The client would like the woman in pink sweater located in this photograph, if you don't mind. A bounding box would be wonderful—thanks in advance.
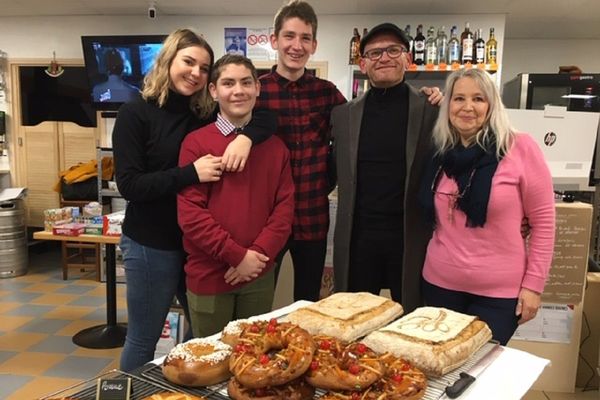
[418,68,555,345]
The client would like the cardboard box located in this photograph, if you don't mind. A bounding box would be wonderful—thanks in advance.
[508,201,593,393]
[542,201,593,304]
[52,222,85,236]
[576,272,600,389]
[102,210,125,236]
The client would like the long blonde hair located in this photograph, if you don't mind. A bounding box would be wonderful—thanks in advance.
[433,68,515,158]
[142,28,215,119]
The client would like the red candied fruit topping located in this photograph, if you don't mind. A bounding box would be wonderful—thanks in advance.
[249,324,260,333]
[266,324,276,333]
[319,340,331,350]
[348,363,361,375]
[356,343,367,354]
[269,318,278,326]
[392,374,404,383]
[254,388,266,397]
[234,344,245,353]
[401,363,410,371]
[351,392,361,400]
[259,354,270,365]
[310,360,319,370]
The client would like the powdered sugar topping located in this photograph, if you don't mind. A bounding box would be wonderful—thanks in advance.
[165,337,232,364]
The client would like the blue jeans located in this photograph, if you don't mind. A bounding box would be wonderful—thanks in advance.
[422,279,519,345]
[119,234,190,372]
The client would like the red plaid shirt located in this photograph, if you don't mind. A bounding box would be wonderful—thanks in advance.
[258,67,346,240]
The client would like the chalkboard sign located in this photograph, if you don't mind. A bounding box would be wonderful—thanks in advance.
[96,377,131,400]
[542,202,592,304]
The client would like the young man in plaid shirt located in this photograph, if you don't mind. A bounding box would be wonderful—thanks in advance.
[257,0,346,301]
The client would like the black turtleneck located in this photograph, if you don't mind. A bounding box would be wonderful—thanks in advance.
[355,81,409,231]
[113,91,206,250]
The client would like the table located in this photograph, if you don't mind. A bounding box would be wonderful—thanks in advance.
[33,231,127,349]
[149,301,550,399]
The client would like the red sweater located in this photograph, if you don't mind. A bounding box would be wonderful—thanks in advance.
[177,123,294,295]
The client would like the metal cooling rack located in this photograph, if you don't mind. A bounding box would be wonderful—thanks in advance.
[422,340,500,400]
[38,369,178,400]
[142,364,230,399]
[142,340,499,400]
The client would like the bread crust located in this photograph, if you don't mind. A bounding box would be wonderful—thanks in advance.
[229,320,316,389]
[318,354,427,400]
[361,307,492,377]
[141,393,205,400]
[228,377,315,400]
[306,336,385,391]
[162,338,232,387]
[284,292,404,342]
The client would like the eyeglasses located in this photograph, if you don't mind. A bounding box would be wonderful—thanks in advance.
[431,166,476,199]
[362,45,407,61]
[431,165,476,222]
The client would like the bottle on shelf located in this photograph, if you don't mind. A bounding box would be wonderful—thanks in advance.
[436,26,448,66]
[485,27,498,65]
[475,28,486,64]
[404,24,414,56]
[448,25,460,65]
[349,28,361,65]
[460,22,474,64]
[425,26,437,65]
[413,24,426,66]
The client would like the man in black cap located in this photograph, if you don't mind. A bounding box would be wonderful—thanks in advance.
[331,22,441,312]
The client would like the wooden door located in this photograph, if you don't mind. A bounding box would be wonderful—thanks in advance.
[20,122,60,226]
[59,122,99,170]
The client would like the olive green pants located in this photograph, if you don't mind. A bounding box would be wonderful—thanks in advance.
[186,269,275,338]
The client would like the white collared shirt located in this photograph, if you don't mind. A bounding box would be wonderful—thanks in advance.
[215,113,245,137]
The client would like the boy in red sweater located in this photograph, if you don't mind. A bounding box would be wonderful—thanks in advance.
[177,55,294,338]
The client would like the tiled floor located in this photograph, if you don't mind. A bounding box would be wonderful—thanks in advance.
[0,244,127,399]
[0,245,598,399]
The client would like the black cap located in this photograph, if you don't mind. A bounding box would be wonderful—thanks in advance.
[359,23,411,55]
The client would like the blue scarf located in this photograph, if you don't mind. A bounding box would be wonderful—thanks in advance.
[419,138,500,227]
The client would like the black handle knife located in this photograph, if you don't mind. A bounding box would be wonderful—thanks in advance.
[445,372,476,398]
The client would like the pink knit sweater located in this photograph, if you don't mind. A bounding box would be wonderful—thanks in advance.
[422,133,555,298]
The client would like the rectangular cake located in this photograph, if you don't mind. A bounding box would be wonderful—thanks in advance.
[283,292,404,342]
[361,306,492,377]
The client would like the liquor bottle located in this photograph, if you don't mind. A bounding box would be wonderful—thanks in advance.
[413,24,426,66]
[0,133,5,157]
[404,25,414,56]
[425,26,437,65]
[435,26,448,65]
[363,28,368,37]
[448,26,460,64]
[485,27,498,65]
[460,22,473,64]
[474,28,486,64]
[349,28,361,65]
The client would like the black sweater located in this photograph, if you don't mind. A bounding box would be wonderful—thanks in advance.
[355,81,409,231]
[113,91,274,250]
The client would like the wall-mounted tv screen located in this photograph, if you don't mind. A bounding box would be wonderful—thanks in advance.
[81,35,166,110]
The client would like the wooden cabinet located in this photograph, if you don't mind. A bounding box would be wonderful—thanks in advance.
[9,61,100,227]
[15,121,99,226]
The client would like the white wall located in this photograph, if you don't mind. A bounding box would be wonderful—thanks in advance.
[0,13,505,187]
[501,39,600,88]
[0,13,506,98]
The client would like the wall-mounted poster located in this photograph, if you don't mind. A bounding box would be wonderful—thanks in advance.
[247,28,277,61]
[224,27,247,56]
